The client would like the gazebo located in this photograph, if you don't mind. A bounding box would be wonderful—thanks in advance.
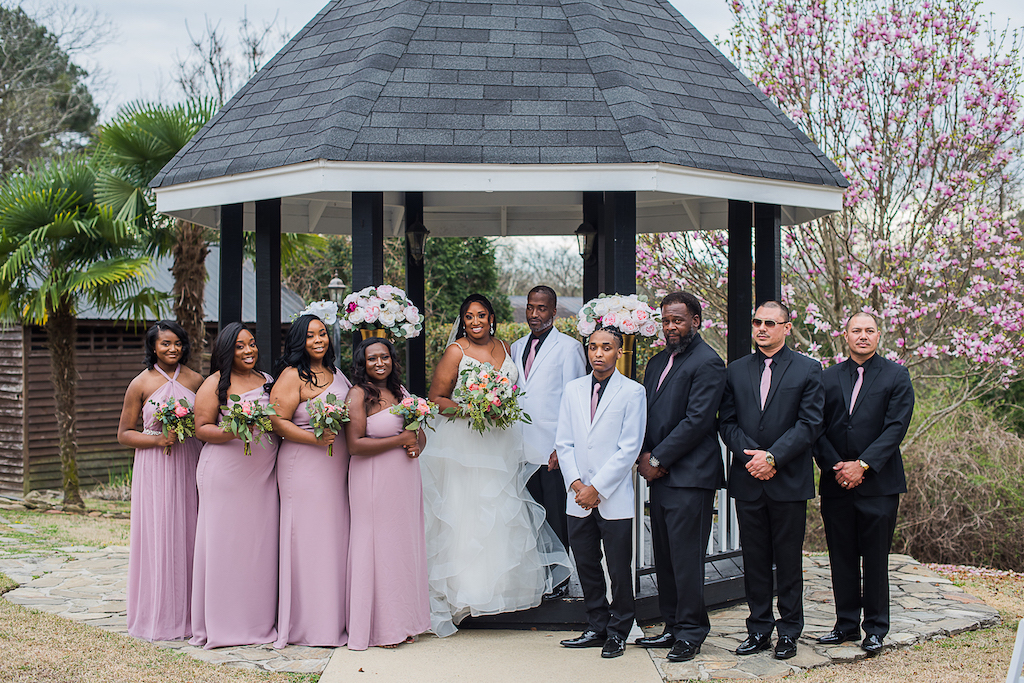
[151,0,846,622]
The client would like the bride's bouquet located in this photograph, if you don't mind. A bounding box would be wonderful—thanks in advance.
[576,293,661,338]
[338,285,423,339]
[443,363,531,435]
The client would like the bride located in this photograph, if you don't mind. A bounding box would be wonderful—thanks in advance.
[421,293,571,637]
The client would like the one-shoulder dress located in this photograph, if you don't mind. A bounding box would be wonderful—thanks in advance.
[347,395,430,650]
[127,365,202,642]
[275,371,352,648]
[190,376,280,649]
[418,346,571,637]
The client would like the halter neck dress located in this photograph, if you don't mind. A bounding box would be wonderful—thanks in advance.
[127,364,202,642]
[418,344,571,637]
[275,370,353,648]
[190,374,280,649]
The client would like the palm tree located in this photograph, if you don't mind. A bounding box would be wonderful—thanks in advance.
[97,100,325,371]
[0,156,164,507]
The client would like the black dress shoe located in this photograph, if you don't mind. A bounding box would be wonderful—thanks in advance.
[560,630,606,648]
[735,632,772,655]
[666,639,700,662]
[774,635,798,660]
[861,634,884,654]
[817,628,861,645]
[601,635,625,658]
[542,580,570,602]
[635,631,675,648]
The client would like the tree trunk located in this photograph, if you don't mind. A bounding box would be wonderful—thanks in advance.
[46,297,83,509]
[172,220,209,373]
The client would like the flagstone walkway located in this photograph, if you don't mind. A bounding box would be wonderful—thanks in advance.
[0,510,1002,680]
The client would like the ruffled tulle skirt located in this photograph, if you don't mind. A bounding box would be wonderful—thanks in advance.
[419,418,571,637]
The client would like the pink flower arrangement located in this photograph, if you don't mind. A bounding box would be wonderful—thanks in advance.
[148,397,195,455]
[336,286,423,339]
[576,293,661,339]
[445,363,531,434]
[390,394,440,432]
[307,393,350,457]
[219,395,278,456]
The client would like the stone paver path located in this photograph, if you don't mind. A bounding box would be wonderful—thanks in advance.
[642,553,1000,680]
[0,520,1002,681]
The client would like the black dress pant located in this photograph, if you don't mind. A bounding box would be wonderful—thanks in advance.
[567,510,634,639]
[821,493,899,637]
[650,484,715,645]
[734,492,806,638]
[526,464,569,551]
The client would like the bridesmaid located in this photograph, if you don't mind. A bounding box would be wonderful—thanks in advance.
[190,323,279,649]
[269,314,352,648]
[345,338,429,650]
[117,320,204,641]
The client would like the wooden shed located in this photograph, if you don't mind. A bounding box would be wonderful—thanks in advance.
[0,249,305,496]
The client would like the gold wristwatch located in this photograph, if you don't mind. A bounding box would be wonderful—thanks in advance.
[765,452,776,468]
[858,459,869,470]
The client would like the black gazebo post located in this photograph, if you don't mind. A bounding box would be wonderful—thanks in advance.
[255,199,282,373]
[755,203,783,303]
[404,192,427,396]
[599,191,637,296]
[219,203,244,329]
[351,192,384,349]
[727,200,753,364]
[581,191,602,302]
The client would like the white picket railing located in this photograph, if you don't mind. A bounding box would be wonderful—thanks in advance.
[1007,618,1024,683]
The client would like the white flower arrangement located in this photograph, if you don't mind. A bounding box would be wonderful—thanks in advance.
[337,285,423,339]
[576,293,660,338]
[296,300,339,325]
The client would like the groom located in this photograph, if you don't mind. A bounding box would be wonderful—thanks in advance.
[511,286,586,582]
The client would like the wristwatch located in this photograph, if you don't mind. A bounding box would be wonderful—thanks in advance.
[765,452,776,468]
[858,459,869,470]
[648,455,661,469]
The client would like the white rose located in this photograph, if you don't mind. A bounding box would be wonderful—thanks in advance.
[403,306,421,324]
[602,311,619,328]
[640,321,659,337]
[385,300,402,315]
[578,319,597,336]
[377,284,394,299]
[379,310,397,328]
[349,308,365,325]
[363,305,381,323]
[338,318,353,331]
[635,307,650,323]
[402,322,420,338]
[592,300,609,316]
[620,317,639,334]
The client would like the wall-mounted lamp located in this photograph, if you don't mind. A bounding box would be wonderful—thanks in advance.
[575,222,597,260]
[406,221,430,264]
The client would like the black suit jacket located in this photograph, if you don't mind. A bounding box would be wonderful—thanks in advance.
[815,354,914,498]
[719,344,824,502]
[642,333,727,490]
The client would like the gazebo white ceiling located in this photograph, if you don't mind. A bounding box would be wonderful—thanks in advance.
[156,160,843,237]
[150,0,848,232]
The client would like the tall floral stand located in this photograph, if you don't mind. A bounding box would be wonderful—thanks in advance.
[615,333,636,378]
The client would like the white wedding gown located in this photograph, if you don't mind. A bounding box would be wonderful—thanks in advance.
[419,346,572,637]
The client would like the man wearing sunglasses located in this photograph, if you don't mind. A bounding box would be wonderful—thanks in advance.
[719,301,824,661]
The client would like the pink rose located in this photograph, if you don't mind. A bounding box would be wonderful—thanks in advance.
[347,302,357,313]
[620,317,639,334]
[173,403,189,418]
[635,308,650,323]
[402,397,414,407]
[640,321,659,337]
[602,312,619,328]
[241,402,253,415]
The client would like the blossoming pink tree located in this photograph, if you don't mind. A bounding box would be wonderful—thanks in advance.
[638,0,1024,436]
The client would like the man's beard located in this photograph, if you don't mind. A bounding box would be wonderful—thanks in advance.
[665,328,697,355]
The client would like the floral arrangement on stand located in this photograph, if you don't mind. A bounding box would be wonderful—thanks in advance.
[338,285,423,339]
[297,300,339,325]
[219,396,278,456]
[148,397,195,454]
[575,293,661,338]
[444,363,531,434]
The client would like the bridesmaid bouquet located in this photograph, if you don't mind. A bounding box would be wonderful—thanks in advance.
[148,397,195,455]
[389,394,440,431]
[444,363,532,435]
[307,394,350,457]
[218,396,278,456]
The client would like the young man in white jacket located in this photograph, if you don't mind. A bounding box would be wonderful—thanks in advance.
[555,326,647,659]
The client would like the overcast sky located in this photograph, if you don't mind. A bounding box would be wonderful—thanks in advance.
[78,0,1021,121]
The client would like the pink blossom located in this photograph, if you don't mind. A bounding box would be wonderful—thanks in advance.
[173,403,189,418]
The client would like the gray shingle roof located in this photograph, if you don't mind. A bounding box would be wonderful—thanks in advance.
[152,0,847,189]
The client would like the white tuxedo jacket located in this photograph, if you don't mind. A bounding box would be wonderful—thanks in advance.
[511,327,587,466]
[555,370,647,520]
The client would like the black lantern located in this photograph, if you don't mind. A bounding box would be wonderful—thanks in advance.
[406,221,429,263]
[327,272,347,304]
[575,222,597,260]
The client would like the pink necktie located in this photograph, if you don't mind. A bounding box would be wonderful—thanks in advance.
[524,338,539,380]
[849,366,864,414]
[759,358,772,410]
[590,383,600,422]
[656,352,676,392]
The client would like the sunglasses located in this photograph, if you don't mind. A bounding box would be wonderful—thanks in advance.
[751,318,788,328]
